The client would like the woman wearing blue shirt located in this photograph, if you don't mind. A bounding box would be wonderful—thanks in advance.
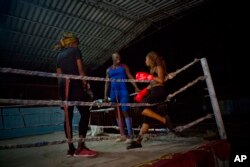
[104,52,140,143]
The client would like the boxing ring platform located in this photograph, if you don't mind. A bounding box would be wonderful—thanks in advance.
[0,130,230,167]
[0,58,231,166]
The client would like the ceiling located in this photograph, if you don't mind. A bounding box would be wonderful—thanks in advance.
[0,0,206,72]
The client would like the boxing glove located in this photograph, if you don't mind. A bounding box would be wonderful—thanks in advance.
[134,88,149,102]
[136,72,154,80]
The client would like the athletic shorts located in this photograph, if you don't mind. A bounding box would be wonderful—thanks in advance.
[110,89,129,112]
[139,86,167,124]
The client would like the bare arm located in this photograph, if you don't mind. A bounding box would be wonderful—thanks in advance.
[124,64,140,92]
[104,68,110,101]
[76,59,88,88]
[153,66,165,84]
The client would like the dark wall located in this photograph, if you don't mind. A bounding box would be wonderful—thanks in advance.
[92,0,249,100]
[1,0,248,107]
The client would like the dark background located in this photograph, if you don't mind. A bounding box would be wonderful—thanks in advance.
[93,0,249,100]
[0,0,249,166]
[92,2,250,165]
[1,0,249,100]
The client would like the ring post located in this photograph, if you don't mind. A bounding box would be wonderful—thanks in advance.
[200,57,227,139]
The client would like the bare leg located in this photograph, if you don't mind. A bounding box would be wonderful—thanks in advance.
[126,123,149,149]
[136,123,150,143]
[141,108,173,130]
[141,108,165,124]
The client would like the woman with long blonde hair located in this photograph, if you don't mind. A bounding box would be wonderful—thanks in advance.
[127,51,175,149]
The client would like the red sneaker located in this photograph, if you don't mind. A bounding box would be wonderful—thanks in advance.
[74,147,97,157]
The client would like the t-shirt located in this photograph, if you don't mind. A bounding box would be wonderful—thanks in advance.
[56,47,82,87]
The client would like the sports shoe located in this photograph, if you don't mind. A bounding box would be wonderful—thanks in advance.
[74,147,97,157]
[115,136,126,142]
[126,141,142,150]
[164,115,174,131]
[124,138,133,144]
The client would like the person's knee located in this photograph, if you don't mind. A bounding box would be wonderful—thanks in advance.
[141,108,151,116]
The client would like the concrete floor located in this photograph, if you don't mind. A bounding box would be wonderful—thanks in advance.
[0,131,210,167]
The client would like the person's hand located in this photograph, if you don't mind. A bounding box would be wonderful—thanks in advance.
[82,81,90,90]
[135,87,140,92]
[86,88,94,101]
[104,96,110,103]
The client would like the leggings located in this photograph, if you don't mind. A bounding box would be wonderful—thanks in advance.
[64,106,90,138]
[59,83,91,139]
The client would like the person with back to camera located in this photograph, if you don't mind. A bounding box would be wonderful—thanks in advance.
[55,32,97,157]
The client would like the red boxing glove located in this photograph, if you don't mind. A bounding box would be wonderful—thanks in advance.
[136,72,154,80]
[134,88,149,102]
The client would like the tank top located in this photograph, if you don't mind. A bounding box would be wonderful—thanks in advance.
[108,64,128,91]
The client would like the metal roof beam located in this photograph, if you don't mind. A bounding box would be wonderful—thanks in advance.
[100,0,144,20]
[83,0,140,22]
[161,0,204,16]
[0,29,108,55]
[20,0,125,33]
[2,14,109,42]
[138,0,170,15]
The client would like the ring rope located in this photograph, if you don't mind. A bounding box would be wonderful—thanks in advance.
[90,107,115,112]
[174,58,200,75]
[89,125,169,132]
[0,113,212,150]
[0,132,171,150]
[0,67,149,83]
[0,76,206,107]
[0,135,118,150]
[91,114,213,133]
[0,58,206,149]
[1,122,64,130]
[174,113,213,132]
[165,76,206,102]
[0,59,200,83]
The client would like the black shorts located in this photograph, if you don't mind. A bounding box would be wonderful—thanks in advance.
[139,86,167,124]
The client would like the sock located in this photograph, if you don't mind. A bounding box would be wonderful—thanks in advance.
[125,117,133,137]
[77,138,85,149]
[68,141,75,150]
[165,115,173,130]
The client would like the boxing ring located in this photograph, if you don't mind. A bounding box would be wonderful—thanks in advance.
[0,58,231,167]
